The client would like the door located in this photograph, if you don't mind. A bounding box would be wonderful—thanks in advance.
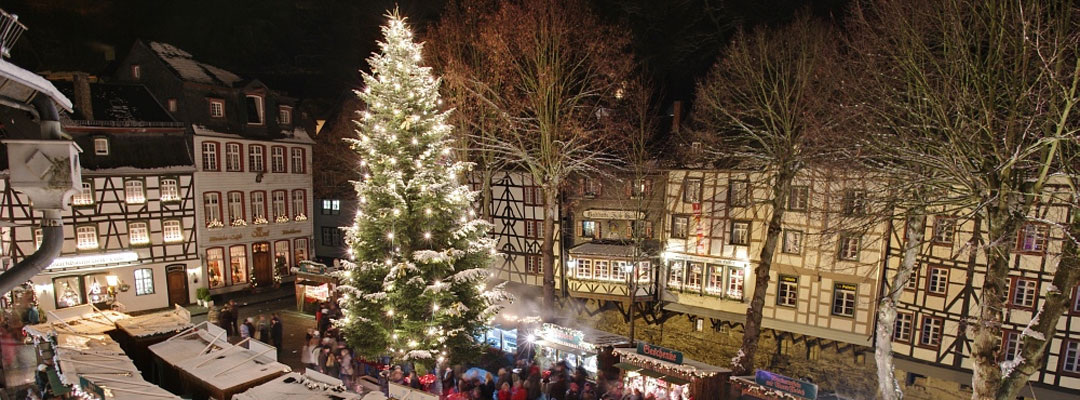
[166,265,189,306]
[253,242,273,286]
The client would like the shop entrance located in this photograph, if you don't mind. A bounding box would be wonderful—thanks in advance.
[253,242,273,286]
[166,264,188,306]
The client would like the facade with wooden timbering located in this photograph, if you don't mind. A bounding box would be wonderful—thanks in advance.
[113,40,315,294]
[885,177,1079,399]
[1,79,200,313]
[473,170,561,291]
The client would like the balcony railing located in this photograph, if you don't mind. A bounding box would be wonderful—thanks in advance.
[0,9,26,58]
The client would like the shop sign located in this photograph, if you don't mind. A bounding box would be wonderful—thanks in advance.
[754,370,817,400]
[298,261,328,274]
[538,323,586,350]
[835,283,857,292]
[305,283,329,301]
[79,376,106,399]
[583,209,644,220]
[283,228,301,235]
[636,342,683,365]
[48,251,138,270]
[252,227,270,238]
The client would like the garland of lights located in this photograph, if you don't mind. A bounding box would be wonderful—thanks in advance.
[613,348,721,379]
[729,376,803,400]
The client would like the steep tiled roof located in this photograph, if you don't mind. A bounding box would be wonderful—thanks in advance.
[148,42,242,86]
[74,133,194,171]
[53,81,175,123]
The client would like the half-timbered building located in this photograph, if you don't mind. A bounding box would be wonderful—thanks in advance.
[475,170,561,291]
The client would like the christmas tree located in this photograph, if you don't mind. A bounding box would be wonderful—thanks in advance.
[337,11,507,367]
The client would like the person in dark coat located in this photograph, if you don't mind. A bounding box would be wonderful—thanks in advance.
[270,314,283,349]
[227,300,240,336]
[219,304,234,336]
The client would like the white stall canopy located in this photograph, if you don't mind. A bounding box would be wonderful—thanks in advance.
[115,305,192,338]
[233,371,364,400]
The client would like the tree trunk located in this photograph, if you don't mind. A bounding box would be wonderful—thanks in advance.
[876,209,925,400]
[734,167,795,375]
[481,168,493,221]
[541,186,558,321]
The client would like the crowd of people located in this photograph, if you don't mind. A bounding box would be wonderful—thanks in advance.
[300,302,382,392]
[435,359,646,400]
[215,300,284,354]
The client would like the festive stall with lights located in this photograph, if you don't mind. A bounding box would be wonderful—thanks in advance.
[613,344,729,400]
[293,260,340,314]
[111,305,193,379]
[528,322,630,380]
[728,371,822,400]
[233,370,368,400]
[172,336,290,399]
[146,321,229,393]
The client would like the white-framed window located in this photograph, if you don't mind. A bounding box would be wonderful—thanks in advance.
[163,220,183,243]
[729,179,750,207]
[34,228,43,250]
[782,230,802,254]
[525,219,543,239]
[706,265,724,295]
[291,148,305,173]
[613,261,630,281]
[201,142,218,171]
[272,191,288,220]
[919,316,943,348]
[227,192,244,223]
[582,220,598,239]
[1003,331,1021,362]
[671,215,689,239]
[832,283,856,317]
[207,248,225,288]
[1062,341,1080,374]
[93,137,109,155]
[726,267,744,299]
[683,178,702,203]
[894,312,914,342]
[1017,223,1049,254]
[271,146,286,172]
[225,143,242,171]
[73,181,94,206]
[932,216,956,244]
[525,255,542,274]
[76,226,98,250]
[576,259,592,279]
[249,145,265,172]
[927,267,948,295]
[251,192,266,221]
[131,64,141,79]
[730,221,750,245]
[292,190,306,217]
[685,262,703,291]
[838,234,861,261]
[125,180,145,204]
[842,189,867,216]
[134,268,154,295]
[777,275,798,307]
[788,185,808,211]
[160,178,180,202]
[667,261,685,290]
[279,106,292,125]
[209,99,225,118]
[1011,277,1038,309]
[582,178,602,198]
[594,260,610,280]
[230,245,248,284]
[128,221,149,245]
[204,192,221,226]
[321,199,340,215]
[630,178,651,198]
[245,95,264,124]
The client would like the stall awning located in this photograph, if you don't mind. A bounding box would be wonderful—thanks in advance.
[660,375,690,386]
[538,340,589,356]
[637,369,665,379]
[613,363,641,372]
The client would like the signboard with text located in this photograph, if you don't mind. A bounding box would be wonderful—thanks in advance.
[583,209,645,220]
[636,342,683,365]
[754,370,817,400]
[537,323,586,351]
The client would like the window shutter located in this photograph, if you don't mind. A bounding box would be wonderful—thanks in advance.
[597,221,602,239]
[625,181,632,198]
[576,221,583,238]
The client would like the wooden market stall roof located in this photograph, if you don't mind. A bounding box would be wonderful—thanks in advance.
[612,347,729,379]
[148,321,230,366]
[174,337,291,395]
[24,304,131,338]
[52,334,179,399]
[115,305,193,338]
[232,371,364,400]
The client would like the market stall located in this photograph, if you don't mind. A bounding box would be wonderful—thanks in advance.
[55,346,180,399]
[147,321,229,392]
[173,337,291,399]
[233,370,365,400]
[529,322,629,381]
[728,371,820,400]
[24,303,130,338]
[293,261,340,314]
[613,344,730,400]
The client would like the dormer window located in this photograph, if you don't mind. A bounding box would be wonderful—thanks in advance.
[279,106,292,125]
[93,137,109,156]
[167,98,177,112]
[246,95,264,125]
[209,99,225,118]
[131,64,141,79]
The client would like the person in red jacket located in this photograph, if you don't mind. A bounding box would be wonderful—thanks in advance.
[498,382,512,400]
[511,380,527,400]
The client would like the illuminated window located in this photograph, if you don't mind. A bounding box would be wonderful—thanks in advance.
[321,199,340,215]
[706,265,724,295]
[227,192,244,223]
[225,143,242,171]
[730,221,750,245]
[294,238,308,264]
[167,98,177,112]
[76,226,98,249]
[209,99,224,118]
[279,106,292,125]
[583,178,601,198]
[163,220,183,243]
[204,192,221,226]
[777,276,798,307]
[160,178,180,202]
[207,248,225,288]
[73,181,94,206]
[893,312,913,342]
[594,260,610,280]
[272,190,288,220]
[630,178,651,198]
[125,180,145,204]
[271,146,286,173]
[292,190,306,217]
[671,215,689,239]
[251,192,267,221]
[576,259,592,279]
[291,148,305,173]
[201,142,218,171]
[230,245,248,284]
[727,267,744,299]
[134,268,154,295]
[249,145,265,172]
[685,262,703,291]
[274,240,291,272]
[581,220,598,239]
[667,261,685,291]
[613,261,630,281]
[128,222,149,245]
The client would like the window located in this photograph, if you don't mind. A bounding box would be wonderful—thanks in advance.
[294,238,309,264]
[525,255,541,274]
[613,261,630,281]
[727,267,745,299]
[292,190,306,218]
[167,98,177,112]
[128,221,149,245]
[53,276,84,309]
[291,148,305,173]
[1017,223,1049,254]
[225,143,242,171]
[838,233,861,261]
[671,215,689,239]
[246,95,264,124]
[251,191,267,222]
[202,142,219,171]
[777,275,798,307]
[1062,341,1080,375]
[321,199,341,215]
[93,137,109,155]
[131,64,141,79]
[272,190,288,221]
[594,260,610,280]
[729,179,750,207]
[631,178,651,198]
[782,230,802,254]
[73,181,94,206]
[685,262,703,291]
[919,316,943,348]
[525,219,543,239]
[274,240,291,273]
[76,226,98,249]
[271,146,286,172]
[1002,331,1021,362]
[229,245,248,284]
[575,259,592,279]
[204,192,222,226]
[160,178,180,202]
[207,248,225,288]
[523,186,542,206]
[581,220,599,239]
[279,106,292,125]
[163,220,183,243]
[321,227,343,246]
[683,178,702,203]
[1010,277,1038,310]
[788,186,808,211]
[927,267,948,296]
[249,145,265,172]
[730,221,750,245]
[125,180,145,204]
[209,99,225,118]
[134,268,154,295]
[905,269,919,291]
[894,312,914,343]
[632,220,653,239]
[583,178,601,198]
[842,190,867,216]
[1073,284,1080,314]
[667,261,685,291]
[227,192,245,223]
[832,283,857,317]
[706,265,724,295]
[932,217,956,245]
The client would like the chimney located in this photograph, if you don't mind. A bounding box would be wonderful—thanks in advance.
[72,72,93,121]
[671,100,683,134]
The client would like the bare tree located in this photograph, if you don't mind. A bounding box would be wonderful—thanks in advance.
[690,13,842,375]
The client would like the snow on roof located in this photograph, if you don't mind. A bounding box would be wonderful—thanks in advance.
[75,373,181,400]
[54,346,140,386]
[115,305,192,338]
[148,42,242,86]
[53,332,124,354]
[174,337,290,391]
[232,371,364,400]
[25,304,131,338]
[0,57,73,111]
[148,321,229,366]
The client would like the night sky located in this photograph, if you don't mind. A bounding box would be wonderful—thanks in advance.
[2,0,847,117]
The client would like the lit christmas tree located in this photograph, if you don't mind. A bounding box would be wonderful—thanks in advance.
[337,11,507,368]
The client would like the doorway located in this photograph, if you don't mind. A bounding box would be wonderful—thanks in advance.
[253,242,273,286]
[166,264,189,306]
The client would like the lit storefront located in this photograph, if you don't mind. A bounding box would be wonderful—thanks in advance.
[566,241,657,302]
[613,344,729,400]
[28,251,194,313]
[529,322,629,379]
[729,370,820,400]
[665,257,746,301]
[293,260,339,313]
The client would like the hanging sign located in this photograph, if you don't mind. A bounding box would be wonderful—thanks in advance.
[636,342,683,365]
[537,323,586,351]
[754,370,818,400]
[583,210,644,220]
